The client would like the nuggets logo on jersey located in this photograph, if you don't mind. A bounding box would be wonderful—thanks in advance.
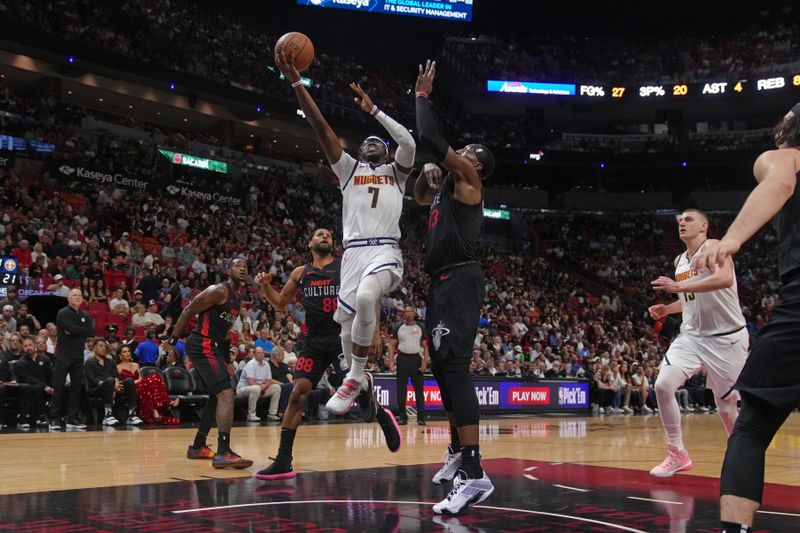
[675,242,745,337]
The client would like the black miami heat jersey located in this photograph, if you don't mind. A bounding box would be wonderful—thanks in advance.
[773,168,800,278]
[424,175,483,274]
[193,281,242,341]
[299,258,341,337]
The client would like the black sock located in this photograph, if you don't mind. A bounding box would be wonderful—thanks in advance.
[448,427,461,455]
[217,432,230,454]
[277,428,297,461]
[459,445,483,478]
[192,431,208,449]
[720,522,751,533]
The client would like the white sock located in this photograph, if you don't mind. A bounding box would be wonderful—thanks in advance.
[348,355,367,381]
[654,366,688,450]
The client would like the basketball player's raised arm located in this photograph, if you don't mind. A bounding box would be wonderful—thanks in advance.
[275,50,343,167]
[350,83,416,174]
[169,284,227,341]
[693,149,798,271]
[414,60,482,206]
[255,268,303,310]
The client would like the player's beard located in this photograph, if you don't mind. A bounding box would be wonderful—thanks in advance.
[313,243,332,256]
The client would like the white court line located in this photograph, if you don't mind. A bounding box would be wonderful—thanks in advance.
[549,462,564,465]
[173,499,647,532]
[523,474,539,481]
[757,510,800,518]
[627,496,683,505]
[524,466,538,472]
[553,484,591,493]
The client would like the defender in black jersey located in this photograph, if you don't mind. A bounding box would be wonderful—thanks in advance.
[694,105,800,531]
[167,258,252,470]
[414,60,496,515]
[253,229,402,481]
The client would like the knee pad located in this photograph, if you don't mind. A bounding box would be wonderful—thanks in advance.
[352,271,392,346]
[442,368,480,427]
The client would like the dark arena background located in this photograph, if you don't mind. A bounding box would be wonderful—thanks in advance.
[1,0,799,531]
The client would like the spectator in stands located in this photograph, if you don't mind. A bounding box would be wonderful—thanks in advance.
[130,289,144,309]
[268,345,293,417]
[0,287,20,312]
[117,280,133,303]
[79,277,92,300]
[144,300,165,328]
[155,315,174,337]
[254,328,274,353]
[90,279,109,303]
[17,324,31,341]
[236,346,282,422]
[137,268,161,303]
[30,242,48,268]
[282,340,297,366]
[131,304,149,328]
[15,304,41,332]
[12,239,32,268]
[134,330,160,366]
[47,274,70,297]
[64,259,82,281]
[109,288,130,316]
[84,261,104,283]
[0,349,14,428]
[0,319,9,351]
[120,327,138,354]
[3,333,23,361]
[3,306,17,333]
[545,359,566,379]
[14,336,52,429]
[85,338,142,426]
[45,323,56,355]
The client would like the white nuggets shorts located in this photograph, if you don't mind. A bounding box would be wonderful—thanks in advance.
[334,241,403,322]
[661,328,750,399]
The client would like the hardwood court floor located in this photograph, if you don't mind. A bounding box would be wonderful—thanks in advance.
[2,411,799,496]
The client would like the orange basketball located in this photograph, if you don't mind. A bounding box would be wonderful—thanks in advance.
[275,32,315,72]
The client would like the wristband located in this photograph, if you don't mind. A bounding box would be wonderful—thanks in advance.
[370,104,380,116]
[291,79,304,88]
[415,91,429,99]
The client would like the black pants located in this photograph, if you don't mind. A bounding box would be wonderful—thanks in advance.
[50,356,83,419]
[89,377,137,409]
[396,354,425,417]
[19,383,47,418]
[0,384,7,423]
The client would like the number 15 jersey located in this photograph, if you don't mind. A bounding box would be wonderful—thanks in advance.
[331,153,409,245]
[675,241,745,337]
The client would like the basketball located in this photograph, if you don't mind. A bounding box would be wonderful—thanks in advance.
[275,32,315,72]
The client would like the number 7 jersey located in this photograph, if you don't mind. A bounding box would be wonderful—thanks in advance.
[331,152,409,245]
[675,241,746,337]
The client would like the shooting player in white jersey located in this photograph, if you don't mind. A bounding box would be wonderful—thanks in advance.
[648,208,749,477]
[275,50,415,416]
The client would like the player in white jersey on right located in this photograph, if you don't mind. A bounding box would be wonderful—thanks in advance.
[648,208,749,477]
[275,50,415,416]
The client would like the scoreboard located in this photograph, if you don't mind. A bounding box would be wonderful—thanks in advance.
[1,257,19,286]
[487,73,800,99]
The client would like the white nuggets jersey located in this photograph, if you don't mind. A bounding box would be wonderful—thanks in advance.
[331,152,408,244]
[675,241,745,337]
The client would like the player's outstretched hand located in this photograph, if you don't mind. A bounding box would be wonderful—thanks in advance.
[275,49,302,85]
[255,272,273,288]
[651,276,680,293]
[648,304,668,321]
[421,163,443,190]
[691,237,739,272]
[415,59,436,95]
[349,83,375,114]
